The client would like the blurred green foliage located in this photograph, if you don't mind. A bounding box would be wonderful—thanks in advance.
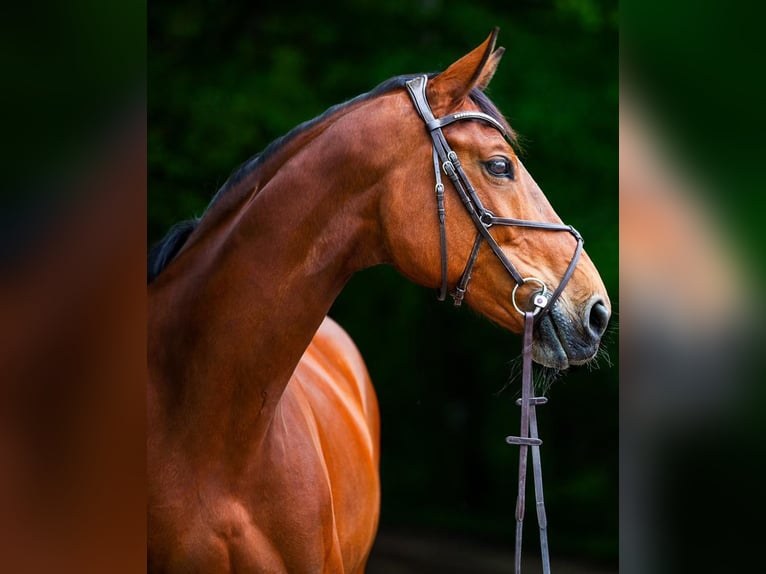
[149,0,617,566]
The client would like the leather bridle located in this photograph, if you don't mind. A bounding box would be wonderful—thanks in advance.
[405,75,583,320]
[405,74,586,573]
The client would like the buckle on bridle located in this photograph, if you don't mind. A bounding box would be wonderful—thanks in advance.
[451,285,467,307]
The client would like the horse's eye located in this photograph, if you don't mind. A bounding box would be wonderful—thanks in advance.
[485,157,514,179]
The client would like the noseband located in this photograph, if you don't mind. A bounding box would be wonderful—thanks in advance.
[405,75,583,318]
[406,75,586,573]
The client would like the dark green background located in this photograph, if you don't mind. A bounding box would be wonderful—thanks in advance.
[149,0,618,568]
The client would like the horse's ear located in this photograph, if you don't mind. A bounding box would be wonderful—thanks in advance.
[428,27,505,112]
[476,46,505,91]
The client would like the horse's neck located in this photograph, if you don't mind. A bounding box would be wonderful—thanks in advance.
[148,144,385,463]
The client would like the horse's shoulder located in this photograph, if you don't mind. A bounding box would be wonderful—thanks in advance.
[306,316,371,387]
[313,316,362,357]
[292,317,379,441]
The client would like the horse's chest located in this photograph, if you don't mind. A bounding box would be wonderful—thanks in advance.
[148,447,338,573]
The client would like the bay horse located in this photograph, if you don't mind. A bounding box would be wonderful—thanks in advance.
[148,29,611,573]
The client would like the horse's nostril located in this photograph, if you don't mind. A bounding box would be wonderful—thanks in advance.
[586,299,610,339]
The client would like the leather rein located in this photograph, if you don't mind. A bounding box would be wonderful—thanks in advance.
[405,75,584,573]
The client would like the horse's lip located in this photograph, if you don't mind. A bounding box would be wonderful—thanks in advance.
[533,307,599,369]
[533,313,570,370]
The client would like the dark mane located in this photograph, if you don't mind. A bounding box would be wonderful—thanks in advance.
[147,218,199,283]
[148,74,514,284]
[471,88,516,145]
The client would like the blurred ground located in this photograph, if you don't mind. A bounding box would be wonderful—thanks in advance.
[367,528,617,574]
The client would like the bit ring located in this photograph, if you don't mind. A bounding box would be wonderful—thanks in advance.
[512,277,549,316]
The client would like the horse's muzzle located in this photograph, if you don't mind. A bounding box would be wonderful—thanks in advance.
[533,296,610,369]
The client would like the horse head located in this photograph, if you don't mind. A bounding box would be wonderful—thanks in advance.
[376,29,611,369]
